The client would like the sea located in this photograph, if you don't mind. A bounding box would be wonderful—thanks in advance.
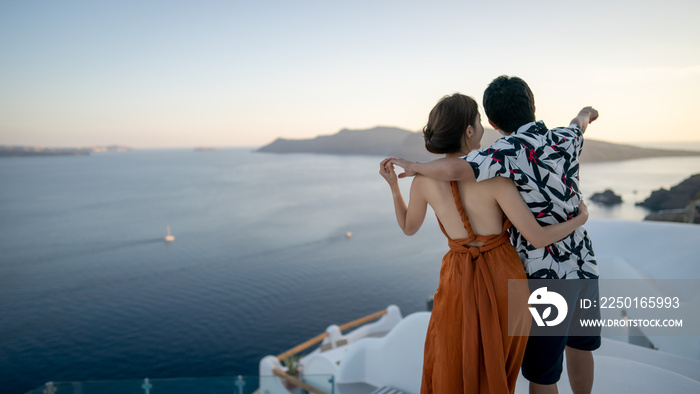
[2,148,700,393]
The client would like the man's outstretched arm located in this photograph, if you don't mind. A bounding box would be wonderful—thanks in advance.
[570,106,599,134]
[388,157,475,182]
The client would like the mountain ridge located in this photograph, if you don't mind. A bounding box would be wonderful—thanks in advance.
[256,126,700,163]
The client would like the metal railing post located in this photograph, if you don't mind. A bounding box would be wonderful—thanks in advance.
[235,375,245,394]
[142,378,152,394]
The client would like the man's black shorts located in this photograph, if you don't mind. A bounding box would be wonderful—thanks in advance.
[521,279,602,385]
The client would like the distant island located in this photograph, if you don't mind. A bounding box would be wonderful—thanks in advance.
[258,126,416,157]
[590,189,623,206]
[257,126,700,163]
[0,145,132,158]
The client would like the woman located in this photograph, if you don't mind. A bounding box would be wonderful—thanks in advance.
[379,94,588,394]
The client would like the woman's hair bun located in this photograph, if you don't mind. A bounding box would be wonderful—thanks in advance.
[423,93,479,155]
[423,126,433,142]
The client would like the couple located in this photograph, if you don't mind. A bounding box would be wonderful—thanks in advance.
[379,76,601,394]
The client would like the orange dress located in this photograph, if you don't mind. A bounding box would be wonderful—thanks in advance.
[421,182,531,394]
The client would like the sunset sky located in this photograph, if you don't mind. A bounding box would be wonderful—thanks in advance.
[1,0,699,148]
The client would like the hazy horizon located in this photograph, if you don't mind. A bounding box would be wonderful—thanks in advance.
[4,129,700,153]
[2,1,699,149]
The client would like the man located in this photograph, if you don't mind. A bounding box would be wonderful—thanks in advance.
[390,75,600,394]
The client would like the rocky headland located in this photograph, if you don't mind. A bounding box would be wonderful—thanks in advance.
[638,174,700,224]
[257,126,700,163]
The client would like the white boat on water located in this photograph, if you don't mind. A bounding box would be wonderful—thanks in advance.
[259,219,700,394]
[165,226,175,242]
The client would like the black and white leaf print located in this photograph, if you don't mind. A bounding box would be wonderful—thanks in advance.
[464,121,598,280]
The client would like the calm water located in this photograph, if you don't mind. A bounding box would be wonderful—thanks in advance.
[1,149,699,393]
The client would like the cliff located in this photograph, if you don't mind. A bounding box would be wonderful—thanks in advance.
[637,174,700,211]
[257,126,414,157]
[257,126,700,163]
[578,140,700,163]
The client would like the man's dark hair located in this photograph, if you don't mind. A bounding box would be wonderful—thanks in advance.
[482,75,536,133]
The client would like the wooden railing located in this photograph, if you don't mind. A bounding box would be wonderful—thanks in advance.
[276,308,388,361]
[272,368,327,394]
[272,308,390,393]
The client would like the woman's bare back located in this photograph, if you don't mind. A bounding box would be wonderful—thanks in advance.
[415,175,505,241]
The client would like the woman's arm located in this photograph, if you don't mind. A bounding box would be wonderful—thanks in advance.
[379,158,429,235]
[492,177,588,248]
[388,157,475,182]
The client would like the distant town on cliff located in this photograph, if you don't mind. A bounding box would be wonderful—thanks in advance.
[0,145,132,157]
